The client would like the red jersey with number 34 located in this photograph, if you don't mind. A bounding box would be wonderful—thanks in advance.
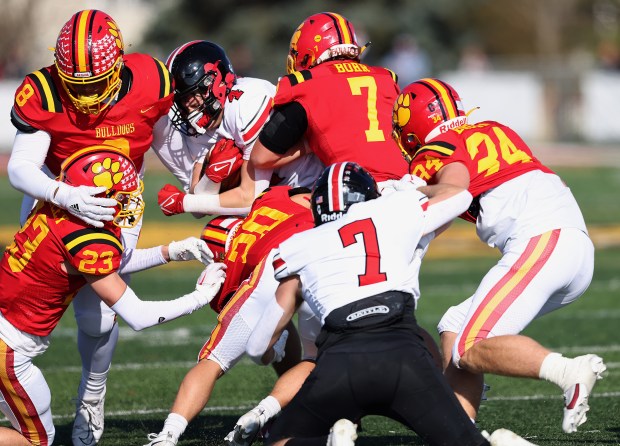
[210,186,314,313]
[0,204,123,336]
[273,60,408,182]
[11,53,173,175]
[410,121,554,199]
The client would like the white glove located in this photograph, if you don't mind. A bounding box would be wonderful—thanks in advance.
[51,182,117,228]
[271,329,289,364]
[396,174,427,191]
[194,262,227,305]
[168,237,214,265]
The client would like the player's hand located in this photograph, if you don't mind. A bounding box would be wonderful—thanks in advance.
[397,174,427,191]
[52,182,117,228]
[158,184,186,216]
[203,138,244,183]
[271,329,289,364]
[194,262,227,305]
[168,237,214,265]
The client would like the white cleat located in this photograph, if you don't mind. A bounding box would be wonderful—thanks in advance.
[326,419,358,446]
[482,428,538,445]
[562,354,606,433]
[144,431,178,446]
[223,407,268,446]
[72,395,105,445]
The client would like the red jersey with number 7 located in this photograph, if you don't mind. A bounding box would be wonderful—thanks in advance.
[272,60,408,182]
[0,203,123,336]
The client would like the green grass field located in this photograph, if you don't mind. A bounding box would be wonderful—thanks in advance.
[1,166,619,445]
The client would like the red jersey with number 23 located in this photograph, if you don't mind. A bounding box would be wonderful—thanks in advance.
[0,204,123,336]
[273,60,408,182]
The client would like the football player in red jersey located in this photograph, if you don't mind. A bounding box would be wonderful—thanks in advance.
[0,146,226,446]
[249,12,408,187]
[5,10,176,445]
[145,186,319,446]
[393,78,606,433]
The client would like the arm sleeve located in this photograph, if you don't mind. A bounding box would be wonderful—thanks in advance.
[423,190,473,234]
[258,102,308,155]
[118,246,167,274]
[110,286,204,331]
[7,130,60,201]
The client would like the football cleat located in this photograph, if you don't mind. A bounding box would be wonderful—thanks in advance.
[223,407,268,446]
[143,431,178,446]
[562,354,606,433]
[72,394,105,445]
[327,419,358,446]
[482,428,538,445]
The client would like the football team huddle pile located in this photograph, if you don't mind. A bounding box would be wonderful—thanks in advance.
[0,8,606,446]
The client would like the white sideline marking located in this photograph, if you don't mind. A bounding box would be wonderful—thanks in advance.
[24,391,620,422]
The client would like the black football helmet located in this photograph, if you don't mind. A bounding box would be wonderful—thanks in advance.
[166,40,236,136]
[311,162,380,226]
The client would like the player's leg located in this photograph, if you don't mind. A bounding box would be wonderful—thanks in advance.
[452,229,603,431]
[225,302,320,446]
[0,338,55,446]
[387,336,488,446]
[72,222,140,445]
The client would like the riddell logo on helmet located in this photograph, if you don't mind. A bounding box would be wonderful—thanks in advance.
[74,72,93,78]
[438,116,467,134]
[321,212,343,223]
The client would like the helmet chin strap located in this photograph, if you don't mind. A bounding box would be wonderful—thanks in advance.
[187,110,209,135]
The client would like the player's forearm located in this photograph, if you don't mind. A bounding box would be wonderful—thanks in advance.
[118,246,168,274]
[182,193,250,216]
[8,130,57,200]
[110,285,205,331]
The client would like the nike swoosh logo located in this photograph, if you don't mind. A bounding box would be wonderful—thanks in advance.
[211,157,238,173]
[140,106,155,113]
[160,196,176,209]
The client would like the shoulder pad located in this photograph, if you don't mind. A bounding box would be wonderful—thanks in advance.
[25,69,63,113]
[283,70,313,87]
[62,227,123,257]
[385,68,398,83]
[153,57,174,99]
[414,141,457,159]
[10,107,38,133]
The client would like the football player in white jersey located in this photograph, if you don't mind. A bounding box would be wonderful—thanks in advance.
[151,40,323,217]
[393,78,606,434]
[245,162,537,446]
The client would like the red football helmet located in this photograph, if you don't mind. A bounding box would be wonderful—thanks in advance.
[59,145,144,228]
[54,10,124,114]
[200,215,243,261]
[286,12,363,74]
[392,78,467,161]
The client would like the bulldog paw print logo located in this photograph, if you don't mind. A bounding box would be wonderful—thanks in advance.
[91,157,123,189]
[393,92,411,129]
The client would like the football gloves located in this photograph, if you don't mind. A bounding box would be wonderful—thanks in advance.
[52,182,117,228]
[195,262,227,305]
[168,237,214,265]
[202,138,244,183]
[158,184,186,216]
